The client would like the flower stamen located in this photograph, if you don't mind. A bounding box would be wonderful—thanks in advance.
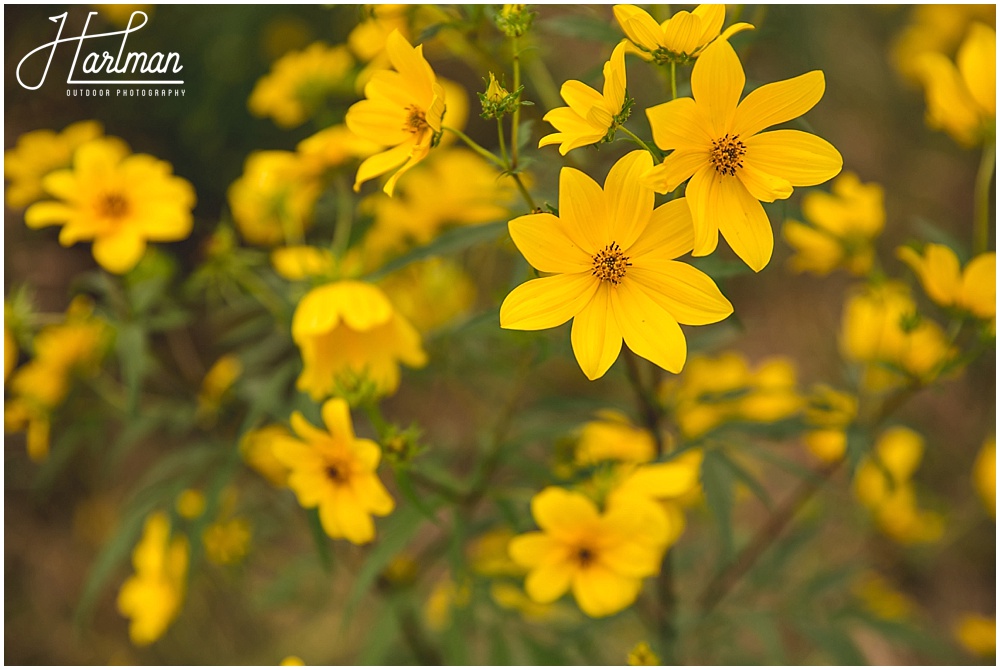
[592,242,631,285]
[403,105,429,135]
[709,133,747,177]
[576,546,595,567]
[325,463,347,484]
[98,193,130,219]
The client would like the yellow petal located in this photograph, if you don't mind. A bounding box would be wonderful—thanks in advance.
[737,163,793,202]
[897,244,962,307]
[960,252,996,319]
[531,487,600,536]
[661,10,703,56]
[509,213,592,274]
[561,79,605,114]
[509,532,562,567]
[643,149,707,193]
[24,201,74,229]
[353,142,412,192]
[628,264,733,326]
[571,283,623,380]
[646,98,714,152]
[605,151,654,250]
[613,5,663,52]
[733,71,826,139]
[352,438,382,471]
[745,130,843,187]
[571,564,642,617]
[602,42,628,113]
[957,23,995,116]
[91,229,147,274]
[333,491,377,544]
[627,198,696,264]
[692,4,725,45]
[290,411,328,444]
[318,501,343,538]
[321,398,355,441]
[500,273,598,331]
[525,561,574,604]
[559,167,609,251]
[622,460,700,499]
[352,474,395,515]
[716,178,774,272]
[597,537,662,577]
[613,280,687,373]
[345,98,411,147]
[385,30,434,99]
[691,38,744,137]
[684,165,724,256]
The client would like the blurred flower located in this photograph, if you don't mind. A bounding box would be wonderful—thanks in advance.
[802,385,858,463]
[116,511,189,647]
[377,257,476,334]
[249,42,354,128]
[501,151,733,380]
[5,324,17,383]
[348,4,411,87]
[495,4,535,38]
[897,244,996,322]
[852,572,917,622]
[271,246,336,281]
[291,281,427,401]
[203,517,252,566]
[840,282,956,391]
[912,23,995,146]
[469,528,524,577]
[854,426,944,545]
[954,613,996,657]
[973,437,995,517]
[380,555,418,585]
[424,575,471,631]
[627,641,660,665]
[782,172,885,276]
[575,410,657,466]
[272,398,394,544]
[538,42,629,155]
[295,125,382,176]
[24,137,195,274]
[361,148,514,260]
[660,351,801,440]
[4,120,103,209]
[196,355,243,425]
[614,4,752,64]
[175,489,206,520]
[346,30,453,196]
[94,4,152,27]
[489,582,557,622]
[644,39,842,272]
[509,486,668,617]
[228,151,320,247]
[240,425,293,487]
[280,656,305,666]
[892,5,995,83]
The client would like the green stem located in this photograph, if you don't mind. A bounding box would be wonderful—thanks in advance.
[619,125,660,160]
[511,174,537,212]
[442,126,506,168]
[973,140,995,255]
[511,35,522,168]
[496,118,509,166]
[670,61,678,100]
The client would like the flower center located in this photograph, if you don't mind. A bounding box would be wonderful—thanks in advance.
[576,546,595,567]
[403,105,429,135]
[325,462,348,484]
[709,133,746,176]
[98,192,130,220]
[592,242,631,285]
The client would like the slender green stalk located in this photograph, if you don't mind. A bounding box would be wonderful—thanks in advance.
[670,61,678,100]
[511,174,537,212]
[496,118,510,166]
[511,35,522,168]
[442,126,506,168]
[619,125,660,160]
[973,140,995,255]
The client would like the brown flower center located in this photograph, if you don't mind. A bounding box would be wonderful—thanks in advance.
[576,547,595,567]
[592,242,631,285]
[98,192,130,219]
[325,463,348,484]
[403,105,429,134]
[709,133,746,176]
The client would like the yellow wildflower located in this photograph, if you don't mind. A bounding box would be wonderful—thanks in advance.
[347,4,411,87]
[627,641,660,665]
[783,172,885,276]
[345,30,455,196]
[248,42,354,128]
[280,656,306,666]
[361,148,515,260]
[203,517,252,566]
[295,125,381,176]
[240,424,293,487]
[4,400,50,463]
[954,614,996,657]
[175,489,206,520]
[501,151,733,380]
[424,575,471,631]
[273,398,394,544]
[4,120,103,209]
[489,582,557,622]
[644,39,842,271]
[116,512,189,647]
[270,246,336,282]
[196,355,242,424]
[892,5,995,84]
[469,528,524,577]
[852,572,916,622]
[897,244,996,321]
[538,42,628,155]
[575,410,657,466]
[973,437,995,517]
[509,487,668,617]
[24,137,195,274]
[228,151,320,247]
[614,4,752,64]
[802,385,857,463]
[377,257,477,334]
[5,324,18,383]
[913,23,995,146]
[291,280,427,400]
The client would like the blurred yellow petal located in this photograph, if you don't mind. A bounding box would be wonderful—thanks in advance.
[509,213,593,274]
[500,273,599,331]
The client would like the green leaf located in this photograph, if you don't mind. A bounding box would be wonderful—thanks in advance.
[522,633,575,665]
[365,221,508,280]
[394,469,444,524]
[743,612,788,664]
[115,322,148,413]
[357,600,399,665]
[716,449,772,509]
[797,622,867,664]
[488,624,514,665]
[306,508,333,573]
[701,449,735,564]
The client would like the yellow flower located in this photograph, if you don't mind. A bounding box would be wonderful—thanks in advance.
[295,125,382,176]
[509,487,668,617]
[24,137,195,274]
[361,148,515,260]
[5,324,18,383]
[4,120,103,209]
[538,42,628,155]
[852,572,916,622]
[346,30,454,196]
[270,245,336,281]
[892,5,995,84]
[782,172,885,276]
[377,257,476,335]
[627,641,660,666]
[291,280,427,401]
[489,582,557,622]
[175,489,206,520]
[614,4,752,64]
[802,385,857,463]
[913,23,995,146]
[469,528,524,577]
[644,39,843,271]
[424,575,471,631]
[203,517,252,566]
[500,150,733,380]
[240,424,293,487]
[347,5,411,87]
[954,613,996,657]
[272,398,395,544]
[248,42,354,128]
[196,354,242,423]
[280,656,306,666]
[897,244,996,321]
[116,512,189,647]
[973,437,995,518]
[575,410,657,466]
[228,151,320,247]
[4,400,50,463]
